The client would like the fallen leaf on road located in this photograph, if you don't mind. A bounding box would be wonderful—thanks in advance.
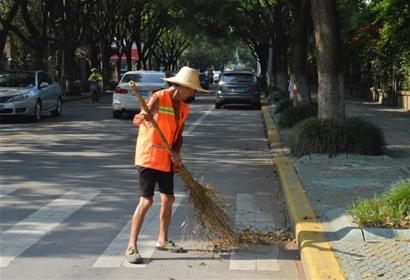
[362,272,373,278]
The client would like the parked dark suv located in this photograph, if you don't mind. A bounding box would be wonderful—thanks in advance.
[215,71,260,109]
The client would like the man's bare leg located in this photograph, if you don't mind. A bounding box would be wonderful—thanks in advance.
[128,196,153,250]
[157,193,175,245]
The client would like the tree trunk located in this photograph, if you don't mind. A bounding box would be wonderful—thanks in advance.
[33,42,47,70]
[0,0,20,71]
[124,46,132,71]
[291,0,310,104]
[255,46,268,89]
[63,47,76,94]
[273,5,288,92]
[274,40,288,92]
[0,33,10,71]
[101,45,113,91]
[311,0,345,120]
[90,46,99,70]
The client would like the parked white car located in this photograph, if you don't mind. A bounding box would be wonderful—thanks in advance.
[112,71,167,118]
[0,71,63,121]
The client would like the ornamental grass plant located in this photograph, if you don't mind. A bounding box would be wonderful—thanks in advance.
[266,87,288,103]
[277,103,318,129]
[350,179,410,229]
[290,117,385,158]
[274,98,293,114]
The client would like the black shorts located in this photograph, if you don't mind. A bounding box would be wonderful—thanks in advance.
[137,166,174,197]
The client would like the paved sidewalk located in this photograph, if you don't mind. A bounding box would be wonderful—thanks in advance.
[263,98,410,279]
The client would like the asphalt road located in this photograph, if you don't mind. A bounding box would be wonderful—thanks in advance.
[0,93,304,279]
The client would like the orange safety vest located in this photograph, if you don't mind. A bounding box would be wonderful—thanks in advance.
[135,89,189,172]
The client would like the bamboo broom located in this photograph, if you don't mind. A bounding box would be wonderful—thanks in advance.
[129,81,239,242]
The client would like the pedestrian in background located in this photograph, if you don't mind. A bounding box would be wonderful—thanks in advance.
[208,69,214,84]
[125,66,209,264]
[88,68,102,103]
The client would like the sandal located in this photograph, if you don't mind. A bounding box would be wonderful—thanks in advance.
[125,248,142,264]
[156,240,184,253]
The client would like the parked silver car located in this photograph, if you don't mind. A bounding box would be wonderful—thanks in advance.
[112,71,167,118]
[0,71,63,121]
[215,71,261,109]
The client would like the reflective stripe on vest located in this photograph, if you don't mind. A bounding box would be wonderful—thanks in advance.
[158,106,175,116]
[135,89,189,172]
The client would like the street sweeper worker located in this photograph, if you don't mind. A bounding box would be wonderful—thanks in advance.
[125,66,209,264]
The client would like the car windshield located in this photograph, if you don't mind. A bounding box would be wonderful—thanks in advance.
[222,74,254,83]
[122,73,164,83]
[0,73,35,88]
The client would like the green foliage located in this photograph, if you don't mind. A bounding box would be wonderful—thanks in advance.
[290,117,385,157]
[237,46,257,70]
[350,179,410,229]
[265,87,288,103]
[339,0,410,91]
[274,98,293,114]
[180,35,238,71]
[277,103,318,129]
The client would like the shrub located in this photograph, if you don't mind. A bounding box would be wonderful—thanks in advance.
[290,117,386,157]
[275,98,293,114]
[277,103,318,129]
[350,179,410,228]
[265,87,288,103]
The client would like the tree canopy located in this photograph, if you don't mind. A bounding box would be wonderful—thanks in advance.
[1,0,408,116]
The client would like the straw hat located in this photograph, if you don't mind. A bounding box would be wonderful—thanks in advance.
[163,66,209,92]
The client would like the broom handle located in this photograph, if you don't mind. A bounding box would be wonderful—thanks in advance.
[129,81,179,165]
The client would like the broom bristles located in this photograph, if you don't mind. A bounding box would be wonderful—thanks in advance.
[178,164,294,249]
[178,163,240,242]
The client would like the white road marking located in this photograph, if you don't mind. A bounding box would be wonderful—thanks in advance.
[0,124,60,142]
[229,193,280,271]
[0,188,17,198]
[183,107,213,136]
[93,193,185,268]
[0,190,100,267]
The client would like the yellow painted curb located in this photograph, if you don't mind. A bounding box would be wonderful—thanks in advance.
[261,107,280,144]
[276,157,345,280]
[261,107,283,155]
[261,106,345,280]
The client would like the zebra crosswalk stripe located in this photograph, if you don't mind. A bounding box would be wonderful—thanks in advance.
[0,190,100,268]
[229,193,281,271]
[93,193,185,268]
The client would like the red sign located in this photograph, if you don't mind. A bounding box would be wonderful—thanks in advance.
[110,48,138,63]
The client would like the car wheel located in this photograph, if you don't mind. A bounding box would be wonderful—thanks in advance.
[33,101,42,121]
[215,103,222,109]
[52,97,63,116]
[113,110,122,118]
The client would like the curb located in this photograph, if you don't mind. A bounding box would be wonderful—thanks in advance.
[261,106,346,280]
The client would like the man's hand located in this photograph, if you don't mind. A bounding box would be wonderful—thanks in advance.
[139,111,153,121]
[133,111,153,125]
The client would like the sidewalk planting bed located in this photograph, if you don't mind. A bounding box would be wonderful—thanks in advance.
[350,179,410,229]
